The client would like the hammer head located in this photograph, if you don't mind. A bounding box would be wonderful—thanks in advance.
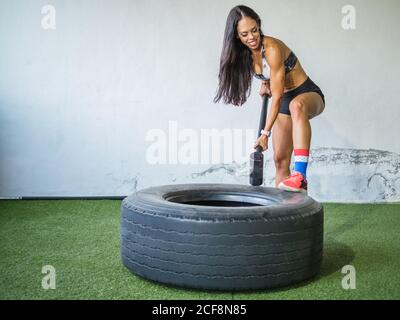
[249,147,264,186]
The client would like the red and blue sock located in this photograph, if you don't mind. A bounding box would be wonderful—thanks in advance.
[294,149,309,178]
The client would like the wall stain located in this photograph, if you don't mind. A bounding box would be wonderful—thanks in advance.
[113,176,138,193]
[310,148,400,170]
[310,148,400,201]
[191,162,256,178]
[189,148,400,202]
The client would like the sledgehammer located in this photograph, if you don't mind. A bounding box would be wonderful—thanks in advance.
[250,95,270,186]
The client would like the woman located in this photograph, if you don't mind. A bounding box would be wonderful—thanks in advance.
[214,5,325,194]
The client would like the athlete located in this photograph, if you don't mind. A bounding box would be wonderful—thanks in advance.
[214,5,325,193]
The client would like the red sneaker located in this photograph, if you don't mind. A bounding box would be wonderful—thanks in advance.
[278,172,308,194]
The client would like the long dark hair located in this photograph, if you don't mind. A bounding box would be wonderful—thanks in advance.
[214,5,264,106]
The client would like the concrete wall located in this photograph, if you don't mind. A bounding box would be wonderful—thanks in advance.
[0,0,399,202]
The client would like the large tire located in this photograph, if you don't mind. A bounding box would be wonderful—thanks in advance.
[120,184,323,291]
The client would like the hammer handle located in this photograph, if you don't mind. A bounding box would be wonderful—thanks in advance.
[256,95,270,152]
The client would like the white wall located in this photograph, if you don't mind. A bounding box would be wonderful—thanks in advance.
[0,0,399,202]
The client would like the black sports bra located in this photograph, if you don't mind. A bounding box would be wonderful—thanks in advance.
[254,43,298,81]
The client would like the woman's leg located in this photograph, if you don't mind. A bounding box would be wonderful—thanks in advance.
[278,92,324,193]
[289,92,324,150]
[272,113,293,187]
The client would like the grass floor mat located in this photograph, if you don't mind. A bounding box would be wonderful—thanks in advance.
[0,200,399,299]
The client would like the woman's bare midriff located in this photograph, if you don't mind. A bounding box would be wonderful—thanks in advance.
[283,67,308,93]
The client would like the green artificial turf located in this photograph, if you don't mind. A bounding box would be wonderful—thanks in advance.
[0,200,399,300]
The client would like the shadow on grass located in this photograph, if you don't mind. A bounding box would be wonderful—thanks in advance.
[319,237,355,277]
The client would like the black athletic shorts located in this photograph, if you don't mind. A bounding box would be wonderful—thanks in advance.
[280,77,325,115]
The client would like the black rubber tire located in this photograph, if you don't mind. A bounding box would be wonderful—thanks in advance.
[120,183,323,291]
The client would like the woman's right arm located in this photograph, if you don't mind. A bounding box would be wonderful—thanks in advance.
[263,47,285,133]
